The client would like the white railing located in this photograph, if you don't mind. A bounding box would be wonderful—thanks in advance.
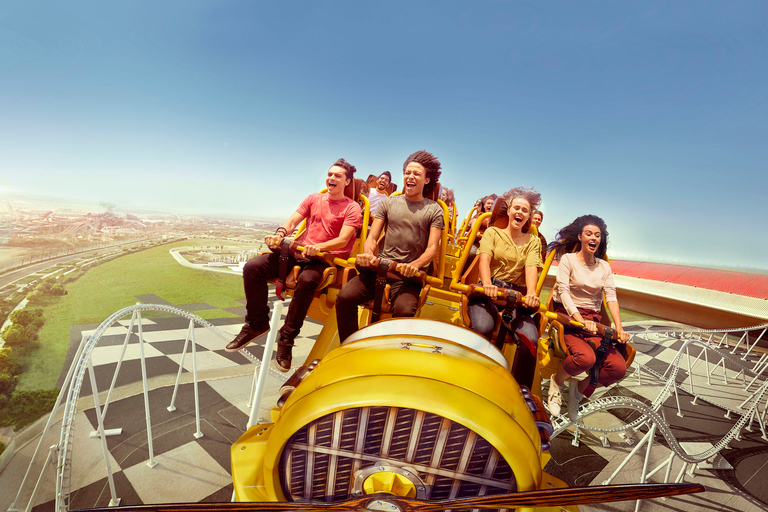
[549,322,768,511]
[8,303,287,512]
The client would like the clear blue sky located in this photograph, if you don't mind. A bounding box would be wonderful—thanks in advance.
[2,1,766,269]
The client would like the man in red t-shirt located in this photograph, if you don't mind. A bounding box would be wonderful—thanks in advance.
[226,159,362,373]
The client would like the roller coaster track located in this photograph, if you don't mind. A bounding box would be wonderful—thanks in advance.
[8,311,768,512]
[549,322,768,499]
[552,332,768,433]
[9,304,286,512]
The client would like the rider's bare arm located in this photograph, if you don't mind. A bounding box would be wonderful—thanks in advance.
[266,212,305,247]
[477,253,498,298]
[357,218,385,266]
[606,301,630,342]
[309,225,357,253]
[523,265,540,308]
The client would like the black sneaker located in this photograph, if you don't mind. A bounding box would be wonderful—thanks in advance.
[225,323,269,352]
[274,338,294,372]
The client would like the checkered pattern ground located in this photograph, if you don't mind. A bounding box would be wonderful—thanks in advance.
[545,324,768,510]
[27,289,319,512]
[61,290,323,397]
[28,381,241,512]
[22,314,768,512]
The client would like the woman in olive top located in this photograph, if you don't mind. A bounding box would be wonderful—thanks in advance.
[468,187,542,387]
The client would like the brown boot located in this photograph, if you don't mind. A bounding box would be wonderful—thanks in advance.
[225,323,269,352]
[274,338,294,372]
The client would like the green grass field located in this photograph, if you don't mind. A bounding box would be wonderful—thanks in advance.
[16,238,658,390]
[17,239,248,391]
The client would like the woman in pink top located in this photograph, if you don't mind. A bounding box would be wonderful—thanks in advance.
[546,215,631,420]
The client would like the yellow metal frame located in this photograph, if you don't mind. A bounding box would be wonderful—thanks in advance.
[448,211,491,293]
[228,203,595,511]
[456,205,480,244]
[230,191,578,509]
[232,336,547,502]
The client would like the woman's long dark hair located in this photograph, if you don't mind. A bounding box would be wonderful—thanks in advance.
[548,214,609,260]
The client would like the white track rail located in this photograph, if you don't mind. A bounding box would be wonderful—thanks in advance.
[549,322,768,511]
[8,304,286,512]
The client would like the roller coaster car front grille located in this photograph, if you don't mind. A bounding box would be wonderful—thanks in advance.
[279,406,517,503]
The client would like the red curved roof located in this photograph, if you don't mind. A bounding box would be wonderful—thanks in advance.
[609,260,768,300]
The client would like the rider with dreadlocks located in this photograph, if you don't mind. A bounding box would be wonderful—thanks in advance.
[336,150,444,343]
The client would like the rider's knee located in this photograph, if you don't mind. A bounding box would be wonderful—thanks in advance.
[517,317,539,343]
[336,285,358,308]
[295,269,321,290]
[243,254,270,279]
[471,320,495,339]
[572,350,597,370]
[468,311,495,339]
[604,359,627,384]
[391,295,417,317]
[468,299,494,326]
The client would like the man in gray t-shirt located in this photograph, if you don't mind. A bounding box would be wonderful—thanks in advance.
[376,195,443,266]
[336,150,444,343]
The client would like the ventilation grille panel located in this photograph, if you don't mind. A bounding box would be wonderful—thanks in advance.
[279,406,518,503]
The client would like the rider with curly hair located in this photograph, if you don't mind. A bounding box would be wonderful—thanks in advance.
[468,186,542,387]
[546,214,631,420]
[336,150,444,343]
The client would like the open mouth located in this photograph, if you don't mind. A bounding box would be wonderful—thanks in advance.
[588,241,597,250]
[513,215,524,224]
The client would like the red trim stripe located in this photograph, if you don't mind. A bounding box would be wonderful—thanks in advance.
[608,260,768,300]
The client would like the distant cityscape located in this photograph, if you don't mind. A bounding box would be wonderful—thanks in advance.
[0,192,281,272]
[2,190,765,275]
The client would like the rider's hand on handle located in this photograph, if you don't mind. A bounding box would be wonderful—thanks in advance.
[483,284,498,298]
[398,262,419,278]
[523,293,539,308]
[356,253,378,268]
[617,329,630,343]
[583,320,598,333]
[265,234,283,249]
[302,245,320,257]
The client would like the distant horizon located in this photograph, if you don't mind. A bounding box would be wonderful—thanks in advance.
[3,188,766,274]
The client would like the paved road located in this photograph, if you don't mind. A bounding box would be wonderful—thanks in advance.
[0,239,154,289]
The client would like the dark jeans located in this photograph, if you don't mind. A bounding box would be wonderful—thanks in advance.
[242,251,328,341]
[468,278,539,388]
[468,299,539,346]
[336,272,423,343]
[468,279,534,340]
